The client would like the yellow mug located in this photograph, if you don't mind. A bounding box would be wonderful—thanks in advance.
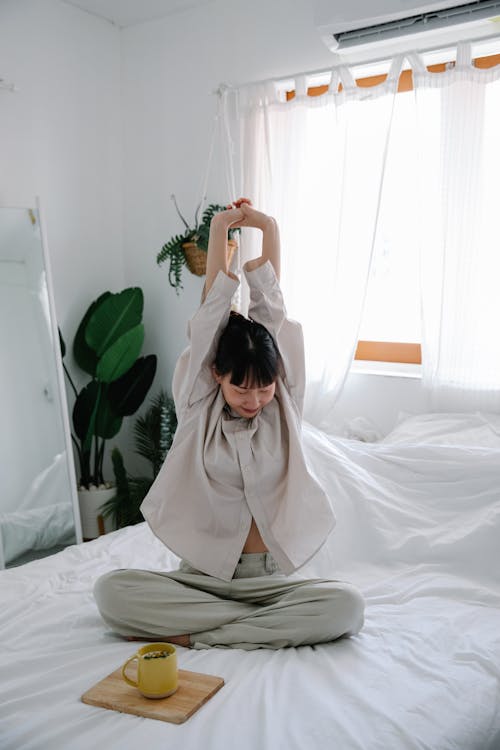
[121,643,178,699]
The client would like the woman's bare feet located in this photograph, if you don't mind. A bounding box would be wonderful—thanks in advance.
[124,634,191,648]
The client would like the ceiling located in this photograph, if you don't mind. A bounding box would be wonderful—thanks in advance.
[61,0,215,27]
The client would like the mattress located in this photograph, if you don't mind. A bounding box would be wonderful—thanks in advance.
[1,416,499,750]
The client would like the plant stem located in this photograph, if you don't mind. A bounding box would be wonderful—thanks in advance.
[98,439,106,485]
[171,194,189,230]
[93,431,100,486]
[70,434,82,479]
[63,362,78,399]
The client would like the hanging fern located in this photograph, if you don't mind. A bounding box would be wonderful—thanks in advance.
[157,234,189,294]
[157,200,240,293]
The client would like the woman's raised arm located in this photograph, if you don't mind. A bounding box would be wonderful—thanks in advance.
[203,206,243,301]
[239,202,281,282]
[204,200,280,302]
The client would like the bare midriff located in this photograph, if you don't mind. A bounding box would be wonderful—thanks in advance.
[241,517,268,553]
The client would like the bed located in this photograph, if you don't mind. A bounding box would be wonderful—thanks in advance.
[1,413,500,750]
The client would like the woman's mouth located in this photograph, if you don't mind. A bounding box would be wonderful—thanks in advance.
[241,407,259,416]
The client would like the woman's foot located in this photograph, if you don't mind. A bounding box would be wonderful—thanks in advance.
[124,634,191,648]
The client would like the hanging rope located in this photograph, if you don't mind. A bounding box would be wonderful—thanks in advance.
[195,109,218,226]
[194,83,242,308]
[218,84,238,200]
[216,84,242,309]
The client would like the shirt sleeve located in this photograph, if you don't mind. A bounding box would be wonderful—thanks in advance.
[244,260,305,416]
[172,270,239,415]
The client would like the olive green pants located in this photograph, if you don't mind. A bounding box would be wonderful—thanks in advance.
[94,553,365,651]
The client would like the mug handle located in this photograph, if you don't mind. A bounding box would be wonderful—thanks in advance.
[121,655,139,688]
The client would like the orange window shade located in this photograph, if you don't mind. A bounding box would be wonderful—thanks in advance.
[285,53,500,100]
[355,341,422,364]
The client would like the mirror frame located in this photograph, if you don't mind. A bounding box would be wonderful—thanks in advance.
[0,197,83,567]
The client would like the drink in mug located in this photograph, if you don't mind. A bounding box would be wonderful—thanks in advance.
[121,642,178,699]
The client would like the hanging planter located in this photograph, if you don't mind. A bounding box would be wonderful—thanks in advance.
[182,238,237,277]
[157,196,240,293]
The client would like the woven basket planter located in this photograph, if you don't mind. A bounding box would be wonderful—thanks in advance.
[182,239,237,277]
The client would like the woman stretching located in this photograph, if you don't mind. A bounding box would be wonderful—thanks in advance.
[94,199,364,650]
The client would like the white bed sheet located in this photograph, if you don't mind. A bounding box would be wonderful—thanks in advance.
[1,419,500,750]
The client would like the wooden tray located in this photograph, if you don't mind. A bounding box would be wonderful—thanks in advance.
[81,666,225,724]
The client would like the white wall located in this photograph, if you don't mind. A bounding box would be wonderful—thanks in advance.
[0,0,124,340]
[120,0,338,392]
[120,0,428,438]
[0,0,129,479]
[0,0,429,480]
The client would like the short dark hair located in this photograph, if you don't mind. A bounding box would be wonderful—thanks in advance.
[214,311,283,387]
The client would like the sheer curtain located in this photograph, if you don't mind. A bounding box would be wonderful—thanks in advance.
[411,42,500,411]
[235,57,404,429]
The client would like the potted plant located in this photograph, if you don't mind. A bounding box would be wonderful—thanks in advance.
[60,287,157,539]
[100,390,177,529]
[157,196,240,293]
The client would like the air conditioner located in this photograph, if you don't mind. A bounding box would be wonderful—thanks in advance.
[315,0,500,52]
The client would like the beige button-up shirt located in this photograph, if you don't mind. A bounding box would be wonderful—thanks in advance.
[141,261,336,581]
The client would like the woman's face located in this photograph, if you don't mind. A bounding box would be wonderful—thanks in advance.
[213,370,276,418]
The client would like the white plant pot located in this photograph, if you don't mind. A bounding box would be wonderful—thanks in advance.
[78,486,116,540]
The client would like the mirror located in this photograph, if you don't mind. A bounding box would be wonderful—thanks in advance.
[0,204,82,568]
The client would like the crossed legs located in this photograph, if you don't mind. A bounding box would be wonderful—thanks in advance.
[94,564,364,651]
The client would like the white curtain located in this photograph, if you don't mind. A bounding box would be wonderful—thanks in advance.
[411,42,500,411]
[235,58,404,430]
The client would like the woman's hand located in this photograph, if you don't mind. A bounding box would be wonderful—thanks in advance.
[215,198,274,232]
[239,201,275,231]
[211,205,244,230]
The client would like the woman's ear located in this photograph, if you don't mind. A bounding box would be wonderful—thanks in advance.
[212,365,222,384]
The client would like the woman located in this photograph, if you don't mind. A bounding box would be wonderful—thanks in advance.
[94,199,364,650]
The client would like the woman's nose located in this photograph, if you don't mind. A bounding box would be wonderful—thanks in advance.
[244,392,259,408]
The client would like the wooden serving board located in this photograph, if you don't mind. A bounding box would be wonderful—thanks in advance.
[81,667,225,724]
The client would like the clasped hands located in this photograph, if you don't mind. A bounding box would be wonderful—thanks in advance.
[212,198,275,232]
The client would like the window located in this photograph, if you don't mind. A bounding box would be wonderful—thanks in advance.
[287,52,500,365]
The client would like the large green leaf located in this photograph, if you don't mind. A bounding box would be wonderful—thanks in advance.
[95,394,122,439]
[72,381,122,449]
[95,324,144,383]
[73,381,99,442]
[86,288,144,358]
[108,355,157,417]
[73,292,112,375]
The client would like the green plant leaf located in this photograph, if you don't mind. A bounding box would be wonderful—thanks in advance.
[95,324,144,383]
[95,396,122,439]
[133,389,166,475]
[108,355,157,417]
[157,234,187,293]
[160,396,178,465]
[86,288,144,358]
[73,381,99,442]
[73,381,122,449]
[73,292,112,375]
[100,447,151,528]
[111,447,129,497]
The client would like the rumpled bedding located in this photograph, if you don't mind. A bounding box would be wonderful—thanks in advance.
[0,502,75,565]
[1,414,499,750]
